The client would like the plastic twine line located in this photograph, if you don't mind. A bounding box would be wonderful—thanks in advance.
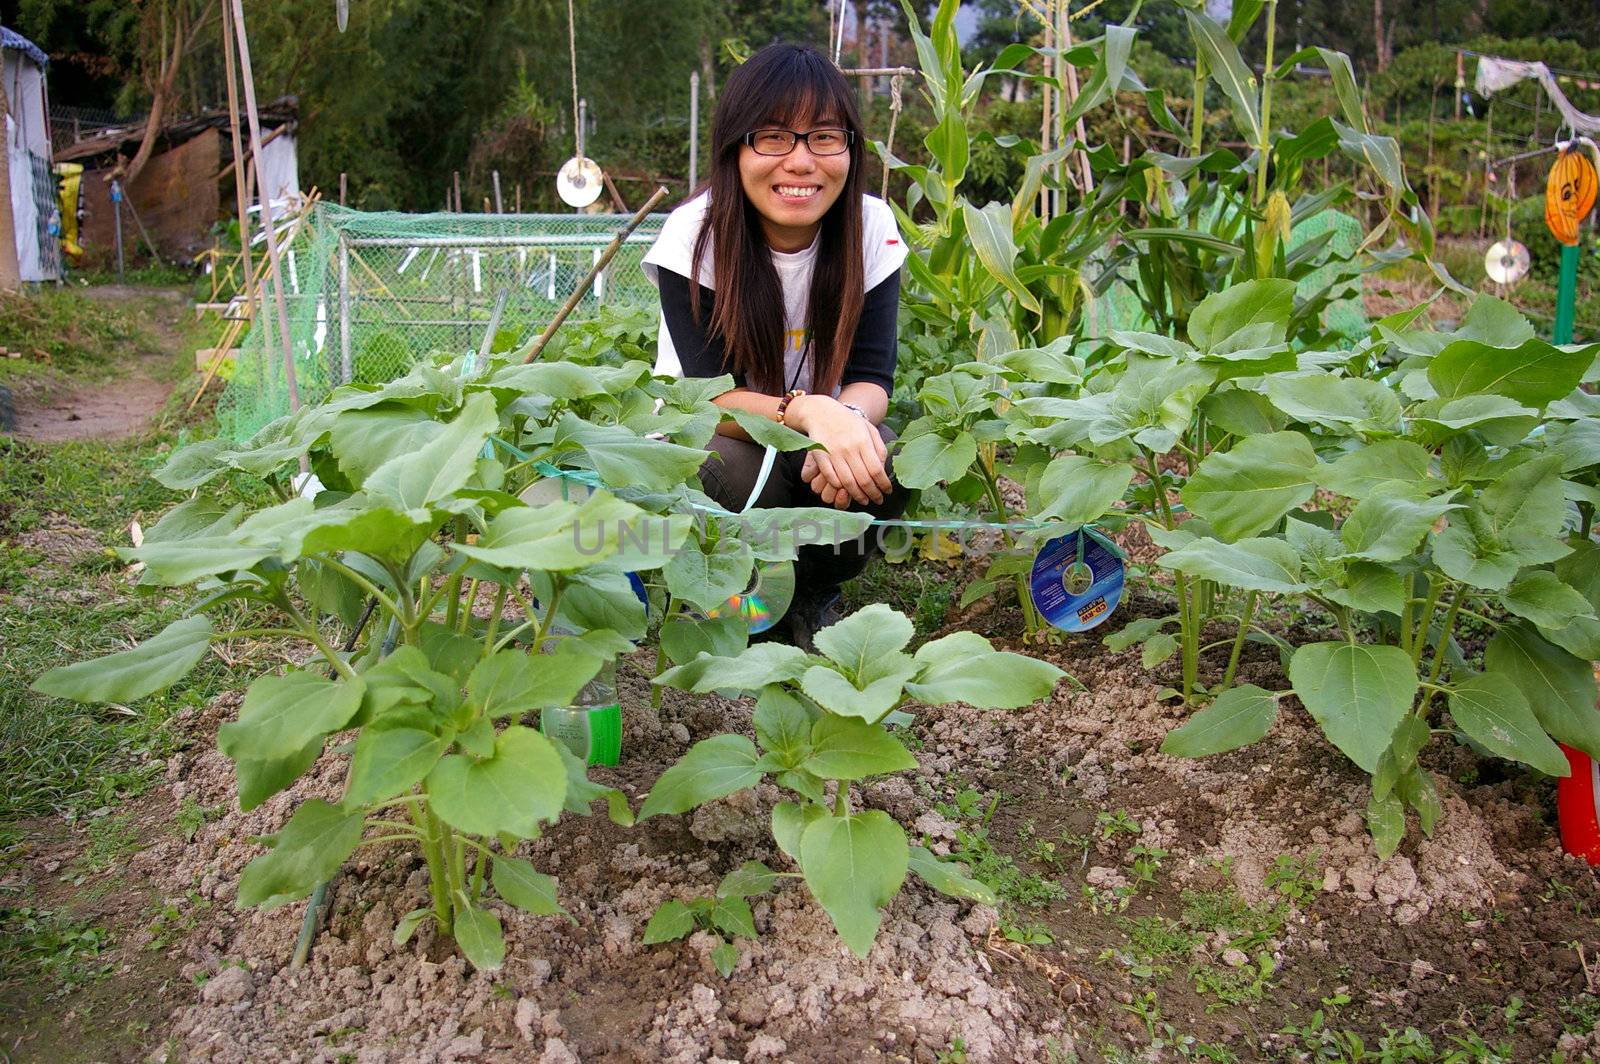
[481,437,1127,558]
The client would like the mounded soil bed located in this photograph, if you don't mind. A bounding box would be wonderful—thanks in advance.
[15,589,1599,1063]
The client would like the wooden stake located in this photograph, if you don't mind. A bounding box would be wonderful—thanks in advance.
[340,171,347,206]
[492,170,504,212]
[453,171,462,213]
[229,0,299,414]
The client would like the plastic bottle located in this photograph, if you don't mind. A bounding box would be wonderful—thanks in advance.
[539,643,622,767]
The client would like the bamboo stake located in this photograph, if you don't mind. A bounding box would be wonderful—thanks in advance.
[523,187,669,363]
[220,0,253,297]
[229,0,299,414]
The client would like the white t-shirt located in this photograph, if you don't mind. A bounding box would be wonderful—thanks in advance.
[641,192,907,395]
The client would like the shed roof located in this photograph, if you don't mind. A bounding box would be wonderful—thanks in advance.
[1,27,48,68]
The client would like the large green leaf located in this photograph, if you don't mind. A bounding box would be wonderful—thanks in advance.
[1185,9,1263,146]
[1340,490,1459,563]
[725,408,817,452]
[904,630,1064,708]
[1434,461,1571,590]
[1158,537,1307,594]
[664,534,756,612]
[1485,624,1600,759]
[1188,280,1294,354]
[454,492,667,572]
[1447,673,1569,776]
[1546,541,1600,660]
[660,615,748,667]
[491,855,565,916]
[467,645,603,719]
[813,603,915,679]
[1160,685,1279,757]
[1264,374,1402,435]
[453,906,505,971]
[803,715,918,781]
[894,431,978,490]
[638,734,764,819]
[907,845,997,905]
[654,643,813,693]
[1035,455,1133,526]
[800,660,918,722]
[771,800,828,862]
[1500,570,1596,632]
[1427,338,1595,409]
[344,726,450,807]
[32,615,214,704]
[753,686,816,769]
[124,533,275,587]
[237,799,364,909]
[1316,440,1433,500]
[799,810,908,958]
[218,672,366,763]
[1181,432,1318,542]
[424,726,567,837]
[962,200,1040,314]
[330,405,445,485]
[365,391,498,514]
[553,414,712,493]
[236,740,323,813]
[1288,642,1417,772]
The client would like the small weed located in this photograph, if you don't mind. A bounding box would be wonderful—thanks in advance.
[1192,951,1275,1009]
[1265,852,1322,905]
[69,811,142,877]
[1127,843,1169,887]
[952,826,1068,908]
[146,891,209,952]
[936,1037,968,1064]
[174,797,224,842]
[1095,809,1140,841]
[935,785,988,821]
[999,918,1054,945]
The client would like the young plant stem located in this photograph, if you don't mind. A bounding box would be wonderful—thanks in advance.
[979,464,1042,633]
[469,842,489,900]
[1399,573,1415,656]
[1411,579,1443,669]
[1254,0,1279,205]
[412,801,453,930]
[651,596,684,712]
[1140,452,1195,700]
[1416,590,1464,719]
[277,596,359,682]
[481,584,509,657]
[443,572,463,630]
[317,557,405,626]
[1221,591,1258,691]
[833,782,850,817]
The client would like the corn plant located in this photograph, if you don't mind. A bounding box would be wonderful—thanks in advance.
[640,602,1063,956]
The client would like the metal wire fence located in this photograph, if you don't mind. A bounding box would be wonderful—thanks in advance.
[217,204,665,441]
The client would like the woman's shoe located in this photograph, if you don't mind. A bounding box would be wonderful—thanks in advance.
[786,589,846,653]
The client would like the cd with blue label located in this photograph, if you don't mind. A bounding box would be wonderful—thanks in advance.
[1030,528,1124,633]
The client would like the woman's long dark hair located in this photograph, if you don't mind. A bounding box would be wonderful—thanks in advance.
[690,43,865,397]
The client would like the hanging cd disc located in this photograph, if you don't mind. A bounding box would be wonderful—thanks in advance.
[557,156,605,208]
[706,561,796,634]
[1030,528,1125,633]
[1485,240,1531,284]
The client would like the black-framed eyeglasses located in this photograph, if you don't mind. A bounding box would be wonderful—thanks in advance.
[742,128,854,157]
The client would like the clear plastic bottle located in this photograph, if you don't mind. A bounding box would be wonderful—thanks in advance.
[540,653,621,766]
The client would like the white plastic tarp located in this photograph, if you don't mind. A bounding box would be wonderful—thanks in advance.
[257,131,301,207]
[1475,55,1600,137]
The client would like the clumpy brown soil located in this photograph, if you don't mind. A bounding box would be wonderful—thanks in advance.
[10,587,1597,1063]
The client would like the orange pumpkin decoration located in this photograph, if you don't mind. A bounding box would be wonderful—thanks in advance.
[1545,147,1598,247]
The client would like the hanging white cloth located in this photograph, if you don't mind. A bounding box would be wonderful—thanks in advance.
[1475,55,1600,136]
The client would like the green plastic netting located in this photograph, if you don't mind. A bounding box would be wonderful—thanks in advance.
[217,204,665,442]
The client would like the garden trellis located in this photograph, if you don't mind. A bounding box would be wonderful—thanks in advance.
[216,204,665,442]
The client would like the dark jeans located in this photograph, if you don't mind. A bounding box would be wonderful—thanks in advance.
[698,424,911,596]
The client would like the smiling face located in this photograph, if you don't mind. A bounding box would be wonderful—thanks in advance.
[738,108,852,253]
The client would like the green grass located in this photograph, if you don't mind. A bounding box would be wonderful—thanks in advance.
[0,287,172,389]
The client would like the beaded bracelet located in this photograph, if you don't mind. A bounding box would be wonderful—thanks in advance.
[776,389,806,426]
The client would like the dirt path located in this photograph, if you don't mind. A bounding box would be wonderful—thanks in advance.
[9,286,188,441]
